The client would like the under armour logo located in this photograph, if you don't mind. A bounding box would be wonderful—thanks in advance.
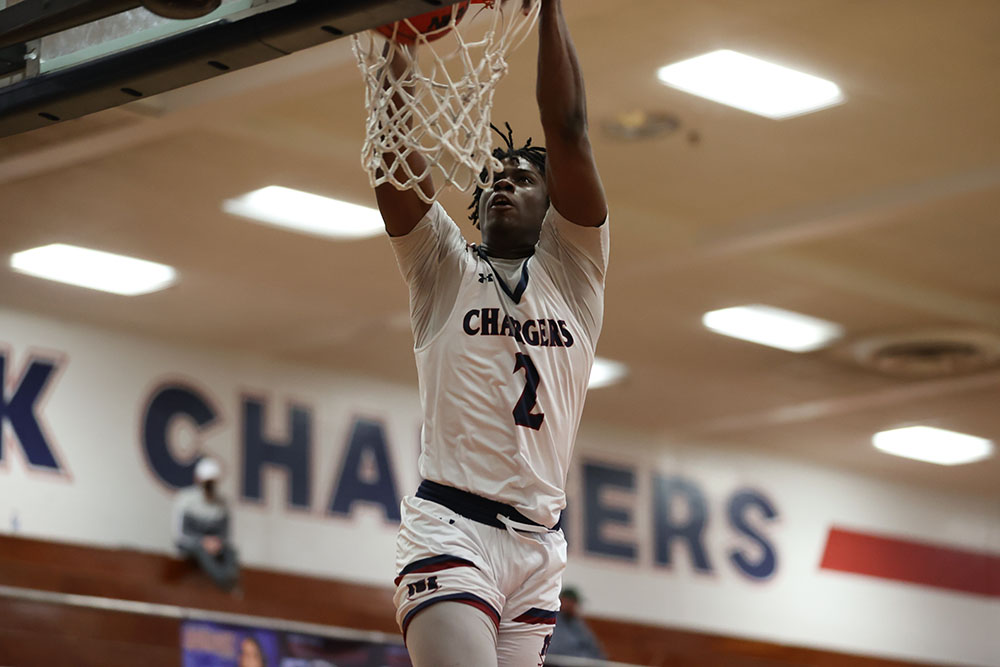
[478,273,494,283]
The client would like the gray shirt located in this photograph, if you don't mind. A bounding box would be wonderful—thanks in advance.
[172,486,230,552]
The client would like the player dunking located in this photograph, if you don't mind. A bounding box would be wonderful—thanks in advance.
[373,1,608,664]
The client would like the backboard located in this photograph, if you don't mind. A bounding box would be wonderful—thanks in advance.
[0,0,466,137]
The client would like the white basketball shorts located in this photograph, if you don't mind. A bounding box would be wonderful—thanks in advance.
[393,488,567,663]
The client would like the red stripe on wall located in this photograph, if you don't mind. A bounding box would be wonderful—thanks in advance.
[820,527,1000,597]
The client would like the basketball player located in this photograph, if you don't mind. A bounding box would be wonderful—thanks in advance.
[373,1,608,664]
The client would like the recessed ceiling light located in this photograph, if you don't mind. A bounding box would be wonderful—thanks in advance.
[873,426,994,466]
[589,357,628,390]
[10,244,176,296]
[702,304,843,352]
[657,49,844,119]
[223,186,384,240]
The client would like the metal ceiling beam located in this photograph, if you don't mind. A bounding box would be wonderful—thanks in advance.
[0,0,460,137]
[0,0,140,49]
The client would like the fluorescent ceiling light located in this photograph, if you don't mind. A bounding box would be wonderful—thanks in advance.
[873,426,994,466]
[702,304,843,352]
[223,186,384,240]
[10,244,176,296]
[589,357,628,390]
[657,49,844,119]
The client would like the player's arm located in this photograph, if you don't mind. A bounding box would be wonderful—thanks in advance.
[374,44,434,237]
[535,0,607,227]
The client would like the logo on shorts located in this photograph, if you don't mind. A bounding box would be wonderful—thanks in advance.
[406,576,440,599]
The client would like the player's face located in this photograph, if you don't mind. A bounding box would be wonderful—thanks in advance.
[479,156,548,256]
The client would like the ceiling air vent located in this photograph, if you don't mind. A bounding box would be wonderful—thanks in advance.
[602,110,679,141]
[847,329,1000,378]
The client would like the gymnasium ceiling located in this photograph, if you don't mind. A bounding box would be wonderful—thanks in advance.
[1,0,999,500]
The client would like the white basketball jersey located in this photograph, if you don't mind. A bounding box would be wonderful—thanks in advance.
[391,203,609,528]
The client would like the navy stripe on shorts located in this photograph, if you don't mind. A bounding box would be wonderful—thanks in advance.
[513,607,558,625]
[393,553,478,586]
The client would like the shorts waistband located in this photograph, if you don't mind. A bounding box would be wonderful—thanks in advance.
[416,480,562,532]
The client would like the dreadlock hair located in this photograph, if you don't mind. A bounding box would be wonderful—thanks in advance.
[468,122,547,229]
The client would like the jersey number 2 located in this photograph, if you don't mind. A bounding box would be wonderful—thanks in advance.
[513,353,544,430]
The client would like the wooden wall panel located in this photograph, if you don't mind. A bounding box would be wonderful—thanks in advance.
[585,618,921,667]
[0,598,178,667]
[0,536,925,666]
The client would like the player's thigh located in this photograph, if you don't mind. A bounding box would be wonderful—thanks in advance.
[496,530,566,666]
[406,601,499,667]
[496,619,555,667]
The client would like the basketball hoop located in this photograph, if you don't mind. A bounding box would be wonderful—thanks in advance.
[353,0,541,204]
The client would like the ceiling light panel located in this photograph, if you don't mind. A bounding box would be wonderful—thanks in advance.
[702,305,843,352]
[223,186,384,240]
[657,49,844,119]
[10,244,176,296]
[589,357,628,390]
[873,426,994,466]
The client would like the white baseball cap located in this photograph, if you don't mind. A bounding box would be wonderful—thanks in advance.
[194,457,221,483]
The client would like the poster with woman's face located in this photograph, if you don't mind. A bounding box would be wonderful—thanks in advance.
[181,621,411,667]
[237,633,273,667]
[182,623,281,667]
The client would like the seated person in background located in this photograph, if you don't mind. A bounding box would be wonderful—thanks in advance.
[173,457,239,591]
[548,586,605,660]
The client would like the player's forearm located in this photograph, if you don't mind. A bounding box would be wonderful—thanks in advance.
[373,43,434,233]
[377,47,431,191]
[536,0,588,141]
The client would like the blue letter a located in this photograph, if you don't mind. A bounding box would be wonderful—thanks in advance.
[329,418,401,522]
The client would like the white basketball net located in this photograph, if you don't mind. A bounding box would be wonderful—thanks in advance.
[353,0,541,203]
